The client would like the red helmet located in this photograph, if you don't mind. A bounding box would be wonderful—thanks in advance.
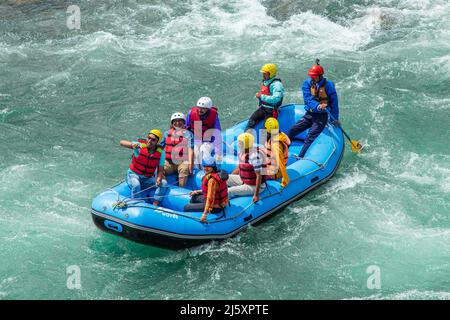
[308,64,324,77]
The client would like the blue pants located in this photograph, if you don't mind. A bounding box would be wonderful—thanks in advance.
[288,112,328,158]
[126,171,168,201]
[245,106,277,131]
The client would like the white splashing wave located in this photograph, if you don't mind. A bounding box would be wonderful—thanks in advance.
[395,0,450,14]
[0,108,11,115]
[145,0,381,57]
[0,165,30,189]
[376,208,450,240]
[9,0,446,73]
[0,42,28,58]
[118,0,413,69]
[433,55,450,80]
[0,277,18,298]
[385,290,450,300]
[33,71,71,89]
[42,31,129,56]
[394,152,450,192]
[442,177,450,193]
[348,289,450,300]
[323,171,368,196]
[3,0,450,72]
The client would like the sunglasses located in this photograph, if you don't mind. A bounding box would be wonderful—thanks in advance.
[147,136,158,142]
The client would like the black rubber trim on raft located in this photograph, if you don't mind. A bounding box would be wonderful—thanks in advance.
[91,134,344,249]
[91,214,212,249]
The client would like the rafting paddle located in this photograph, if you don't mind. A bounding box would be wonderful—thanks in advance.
[326,110,365,153]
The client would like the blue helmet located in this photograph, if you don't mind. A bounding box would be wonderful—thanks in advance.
[202,155,216,168]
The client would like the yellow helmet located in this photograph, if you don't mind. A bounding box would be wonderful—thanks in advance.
[148,129,163,143]
[237,132,255,149]
[265,117,279,132]
[260,63,277,78]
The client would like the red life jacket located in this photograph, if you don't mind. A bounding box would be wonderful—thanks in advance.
[129,140,163,177]
[188,107,218,137]
[259,78,283,110]
[164,128,188,162]
[201,172,229,206]
[238,149,266,186]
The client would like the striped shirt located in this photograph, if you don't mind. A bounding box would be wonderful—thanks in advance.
[248,149,264,173]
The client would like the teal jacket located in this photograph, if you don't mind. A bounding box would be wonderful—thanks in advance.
[259,77,285,109]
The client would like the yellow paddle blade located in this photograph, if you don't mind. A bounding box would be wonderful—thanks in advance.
[350,140,364,153]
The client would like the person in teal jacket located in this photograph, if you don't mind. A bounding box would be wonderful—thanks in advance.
[245,63,285,131]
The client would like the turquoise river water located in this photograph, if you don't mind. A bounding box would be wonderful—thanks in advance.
[0,0,449,299]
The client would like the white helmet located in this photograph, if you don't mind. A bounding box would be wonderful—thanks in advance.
[196,96,213,109]
[170,112,186,123]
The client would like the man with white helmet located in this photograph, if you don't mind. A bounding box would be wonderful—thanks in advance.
[160,112,194,187]
[186,96,223,166]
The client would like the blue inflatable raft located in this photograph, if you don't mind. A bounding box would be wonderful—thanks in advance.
[91,104,344,249]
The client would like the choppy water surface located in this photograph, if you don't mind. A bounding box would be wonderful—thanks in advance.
[0,0,449,299]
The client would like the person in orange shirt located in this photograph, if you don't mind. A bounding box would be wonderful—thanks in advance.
[263,117,291,188]
[184,156,229,223]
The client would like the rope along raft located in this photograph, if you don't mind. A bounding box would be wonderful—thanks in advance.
[108,158,328,223]
[107,122,337,224]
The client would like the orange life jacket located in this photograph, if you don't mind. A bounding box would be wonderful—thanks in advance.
[311,79,328,105]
